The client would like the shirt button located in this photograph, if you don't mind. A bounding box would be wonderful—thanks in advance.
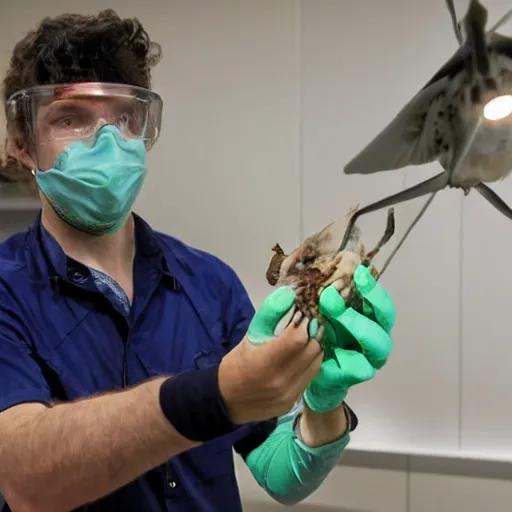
[68,268,88,284]
[168,481,177,488]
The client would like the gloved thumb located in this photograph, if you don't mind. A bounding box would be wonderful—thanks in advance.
[247,286,296,345]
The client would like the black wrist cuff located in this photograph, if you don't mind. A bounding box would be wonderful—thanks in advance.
[159,364,238,442]
[343,401,358,432]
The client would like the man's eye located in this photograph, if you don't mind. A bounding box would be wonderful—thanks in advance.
[52,115,79,128]
[119,111,144,133]
[118,113,130,124]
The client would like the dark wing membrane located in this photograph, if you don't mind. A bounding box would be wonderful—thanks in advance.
[343,76,451,175]
[422,43,472,88]
[343,39,473,176]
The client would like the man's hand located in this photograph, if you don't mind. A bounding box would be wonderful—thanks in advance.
[304,265,395,414]
[218,287,323,425]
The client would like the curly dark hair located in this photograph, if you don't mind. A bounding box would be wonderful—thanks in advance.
[0,9,162,179]
[2,9,162,152]
[3,9,162,102]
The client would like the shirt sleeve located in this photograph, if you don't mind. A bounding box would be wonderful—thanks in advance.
[0,292,53,413]
[220,262,256,349]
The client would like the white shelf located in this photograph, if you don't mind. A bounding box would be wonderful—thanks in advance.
[345,441,512,464]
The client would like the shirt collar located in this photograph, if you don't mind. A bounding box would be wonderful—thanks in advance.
[26,211,178,284]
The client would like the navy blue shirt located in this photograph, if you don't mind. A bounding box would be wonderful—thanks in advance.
[0,212,277,511]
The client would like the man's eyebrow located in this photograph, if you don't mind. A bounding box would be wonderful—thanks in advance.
[50,103,86,112]
[111,97,140,109]
[42,102,85,115]
[37,101,89,123]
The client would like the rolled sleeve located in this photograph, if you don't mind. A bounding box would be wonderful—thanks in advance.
[220,263,255,350]
[0,334,52,412]
[0,288,53,413]
[0,334,53,413]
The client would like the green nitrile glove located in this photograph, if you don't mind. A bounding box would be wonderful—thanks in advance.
[303,265,396,413]
[247,286,319,345]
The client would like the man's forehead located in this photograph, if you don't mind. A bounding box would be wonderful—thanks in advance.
[53,82,133,99]
[37,83,138,110]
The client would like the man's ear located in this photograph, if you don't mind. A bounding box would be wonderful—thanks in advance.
[7,136,36,170]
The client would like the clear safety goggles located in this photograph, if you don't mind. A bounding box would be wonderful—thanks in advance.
[5,82,163,151]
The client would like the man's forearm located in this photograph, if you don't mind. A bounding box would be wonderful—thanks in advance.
[299,402,348,448]
[0,377,199,512]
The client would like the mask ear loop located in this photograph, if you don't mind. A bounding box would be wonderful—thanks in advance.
[30,153,41,175]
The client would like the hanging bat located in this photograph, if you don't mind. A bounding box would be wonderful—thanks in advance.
[339,0,512,253]
[265,207,395,361]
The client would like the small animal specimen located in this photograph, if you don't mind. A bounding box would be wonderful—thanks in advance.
[265,208,395,361]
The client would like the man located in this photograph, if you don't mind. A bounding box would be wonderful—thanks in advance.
[0,10,396,512]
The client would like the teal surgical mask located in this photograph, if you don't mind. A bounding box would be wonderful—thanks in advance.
[35,124,147,236]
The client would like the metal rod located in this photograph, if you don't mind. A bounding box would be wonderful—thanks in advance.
[488,6,512,33]
[377,191,437,279]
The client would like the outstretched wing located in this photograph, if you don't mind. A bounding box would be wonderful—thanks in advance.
[344,39,474,176]
[343,77,450,175]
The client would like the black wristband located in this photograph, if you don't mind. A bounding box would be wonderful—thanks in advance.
[159,364,238,442]
[343,401,358,432]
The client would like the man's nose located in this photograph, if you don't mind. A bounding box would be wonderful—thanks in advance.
[95,117,110,129]
[79,118,111,147]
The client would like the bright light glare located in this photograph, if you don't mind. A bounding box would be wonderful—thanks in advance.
[483,95,512,121]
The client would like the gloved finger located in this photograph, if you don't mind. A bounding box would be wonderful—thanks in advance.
[274,302,297,337]
[318,317,336,347]
[318,287,362,352]
[307,318,325,344]
[318,285,348,321]
[338,308,393,369]
[316,318,340,359]
[311,348,376,390]
[247,286,296,345]
[331,348,377,386]
[353,265,396,333]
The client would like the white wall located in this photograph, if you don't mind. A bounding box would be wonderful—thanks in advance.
[1,0,512,511]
